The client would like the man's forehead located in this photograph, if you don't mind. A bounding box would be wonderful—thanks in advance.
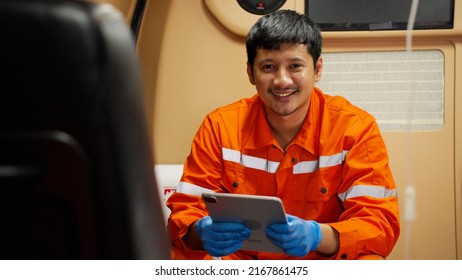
[255,44,311,60]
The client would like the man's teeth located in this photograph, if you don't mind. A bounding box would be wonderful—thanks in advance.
[273,92,293,97]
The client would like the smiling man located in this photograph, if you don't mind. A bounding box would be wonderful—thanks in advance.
[167,9,400,260]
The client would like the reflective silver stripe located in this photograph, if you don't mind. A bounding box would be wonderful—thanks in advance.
[338,185,398,202]
[320,150,348,168]
[222,147,241,163]
[176,181,215,196]
[292,150,349,174]
[222,147,279,173]
[293,160,318,174]
[223,147,349,174]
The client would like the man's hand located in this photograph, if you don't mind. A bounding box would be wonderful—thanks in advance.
[265,214,322,257]
[196,216,251,257]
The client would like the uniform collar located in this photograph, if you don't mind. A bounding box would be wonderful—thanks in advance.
[241,95,277,149]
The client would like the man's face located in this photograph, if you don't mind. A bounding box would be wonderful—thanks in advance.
[247,43,322,120]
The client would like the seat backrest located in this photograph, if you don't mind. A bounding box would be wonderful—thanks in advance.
[0,0,170,259]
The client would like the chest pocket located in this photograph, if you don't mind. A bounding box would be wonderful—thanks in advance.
[286,167,342,221]
[220,160,277,195]
[304,168,341,202]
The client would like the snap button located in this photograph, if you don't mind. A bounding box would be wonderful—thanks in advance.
[341,253,347,259]
[232,181,239,188]
[320,187,327,194]
[291,157,297,163]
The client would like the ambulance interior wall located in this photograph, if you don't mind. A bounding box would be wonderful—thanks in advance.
[93,0,462,260]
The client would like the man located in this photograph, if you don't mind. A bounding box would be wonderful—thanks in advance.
[167,9,399,260]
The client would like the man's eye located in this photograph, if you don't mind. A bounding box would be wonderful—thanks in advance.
[292,64,302,69]
[263,64,274,70]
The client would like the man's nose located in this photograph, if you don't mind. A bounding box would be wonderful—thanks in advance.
[273,68,293,86]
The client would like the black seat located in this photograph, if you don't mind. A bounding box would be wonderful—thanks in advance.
[0,0,170,259]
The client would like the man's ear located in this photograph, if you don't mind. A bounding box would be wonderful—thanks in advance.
[314,57,323,83]
[247,62,255,85]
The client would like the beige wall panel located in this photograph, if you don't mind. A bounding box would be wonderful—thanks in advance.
[454,38,462,259]
[145,0,258,164]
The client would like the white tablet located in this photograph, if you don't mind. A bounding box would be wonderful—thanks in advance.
[201,192,288,253]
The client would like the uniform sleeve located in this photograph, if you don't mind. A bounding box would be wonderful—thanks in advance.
[166,113,257,259]
[328,114,400,260]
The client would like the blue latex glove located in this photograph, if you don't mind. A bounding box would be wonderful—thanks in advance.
[265,214,322,257]
[196,216,251,257]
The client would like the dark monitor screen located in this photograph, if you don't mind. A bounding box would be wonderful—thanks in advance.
[306,0,454,31]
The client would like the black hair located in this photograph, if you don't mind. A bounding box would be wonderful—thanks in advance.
[246,9,322,69]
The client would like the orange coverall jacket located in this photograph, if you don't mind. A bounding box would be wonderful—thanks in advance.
[167,87,400,260]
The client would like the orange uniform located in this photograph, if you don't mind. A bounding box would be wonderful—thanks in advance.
[167,87,400,260]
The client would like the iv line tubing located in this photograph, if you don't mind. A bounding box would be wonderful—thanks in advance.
[403,0,420,260]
